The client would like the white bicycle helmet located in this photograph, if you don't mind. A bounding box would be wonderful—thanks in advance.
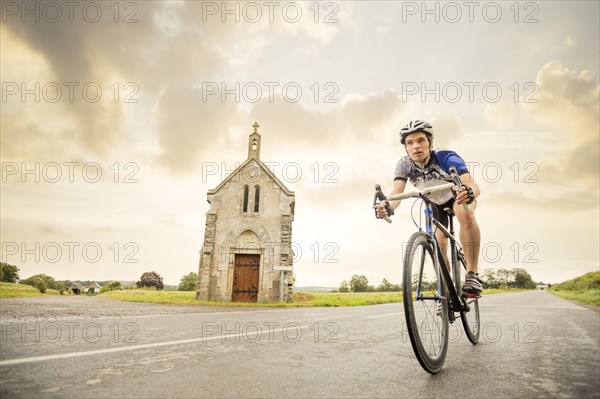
[399,120,434,144]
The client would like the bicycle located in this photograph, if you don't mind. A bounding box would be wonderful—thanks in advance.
[374,167,480,374]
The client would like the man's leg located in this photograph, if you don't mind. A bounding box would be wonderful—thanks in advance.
[454,201,483,294]
[454,201,480,274]
[435,228,449,269]
[454,202,481,273]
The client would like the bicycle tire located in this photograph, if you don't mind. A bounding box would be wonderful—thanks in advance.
[403,232,449,374]
[457,252,480,344]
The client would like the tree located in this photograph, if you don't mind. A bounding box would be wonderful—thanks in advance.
[411,272,436,291]
[512,268,536,289]
[137,271,164,290]
[0,262,19,283]
[350,275,369,292]
[482,268,500,289]
[178,272,198,291]
[378,278,401,292]
[339,280,350,293]
[497,268,514,287]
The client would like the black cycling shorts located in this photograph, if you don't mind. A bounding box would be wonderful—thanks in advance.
[432,198,455,229]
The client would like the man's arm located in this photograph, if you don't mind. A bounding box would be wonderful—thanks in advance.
[388,179,407,210]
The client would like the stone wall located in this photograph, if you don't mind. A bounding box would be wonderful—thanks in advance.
[197,159,294,302]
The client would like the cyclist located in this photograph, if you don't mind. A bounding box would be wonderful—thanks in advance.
[375,120,483,294]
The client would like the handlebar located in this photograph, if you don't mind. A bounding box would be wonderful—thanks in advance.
[374,167,469,224]
[387,183,455,201]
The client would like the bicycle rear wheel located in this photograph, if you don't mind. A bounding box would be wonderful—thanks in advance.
[457,252,480,344]
[403,232,449,374]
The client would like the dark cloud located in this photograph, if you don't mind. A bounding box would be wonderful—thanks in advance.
[2,2,234,161]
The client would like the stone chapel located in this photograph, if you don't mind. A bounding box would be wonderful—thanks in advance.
[196,123,296,302]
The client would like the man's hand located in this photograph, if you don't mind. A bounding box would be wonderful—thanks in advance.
[375,201,390,218]
[453,184,475,205]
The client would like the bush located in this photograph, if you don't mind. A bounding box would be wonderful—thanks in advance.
[20,274,65,293]
[20,276,47,293]
[178,272,198,291]
[99,281,122,294]
[551,272,600,291]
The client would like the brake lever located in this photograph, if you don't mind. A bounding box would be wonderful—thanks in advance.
[374,184,394,223]
[449,166,469,211]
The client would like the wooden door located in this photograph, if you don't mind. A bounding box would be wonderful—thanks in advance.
[232,254,260,302]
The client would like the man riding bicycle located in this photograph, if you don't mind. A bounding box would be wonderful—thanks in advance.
[375,120,483,294]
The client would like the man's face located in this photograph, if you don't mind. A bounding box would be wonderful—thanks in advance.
[404,132,431,163]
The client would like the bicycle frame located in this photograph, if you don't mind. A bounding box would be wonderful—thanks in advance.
[420,197,471,314]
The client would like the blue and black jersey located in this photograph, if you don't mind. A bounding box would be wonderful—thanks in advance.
[394,150,469,205]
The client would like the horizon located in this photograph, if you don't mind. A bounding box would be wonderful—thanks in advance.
[6,266,578,288]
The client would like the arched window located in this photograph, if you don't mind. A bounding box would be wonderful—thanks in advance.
[253,186,260,213]
[242,185,249,213]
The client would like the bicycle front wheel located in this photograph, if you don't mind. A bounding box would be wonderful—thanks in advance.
[403,232,449,374]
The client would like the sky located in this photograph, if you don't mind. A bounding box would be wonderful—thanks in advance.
[1,1,599,288]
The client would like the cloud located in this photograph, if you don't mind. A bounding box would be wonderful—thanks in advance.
[1,2,235,162]
[1,1,347,171]
[247,90,405,149]
[484,189,599,211]
[152,85,244,173]
[564,35,576,48]
[484,102,518,129]
[429,116,465,148]
[148,89,405,174]
[523,61,599,185]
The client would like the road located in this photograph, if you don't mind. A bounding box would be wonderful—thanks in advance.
[1,290,598,398]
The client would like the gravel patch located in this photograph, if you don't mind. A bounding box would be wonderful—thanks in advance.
[0,296,270,322]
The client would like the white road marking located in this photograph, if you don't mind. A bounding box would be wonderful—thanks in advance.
[366,312,403,319]
[0,324,311,366]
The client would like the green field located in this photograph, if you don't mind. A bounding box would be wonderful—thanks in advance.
[548,272,600,307]
[100,289,403,307]
[0,282,43,298]
[1,281,535,306]
[0,283,66,298]
[99,287,529,307]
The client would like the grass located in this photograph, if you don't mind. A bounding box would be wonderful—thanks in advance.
[549,290,600,307]
[99,289,403,307]
[295,291,403,307]
[0,283,69,298]
[548,272,600,307]
[99,287,530,307]
[483,287,534,295]
[1,281,536,305]
[0,282,43,298]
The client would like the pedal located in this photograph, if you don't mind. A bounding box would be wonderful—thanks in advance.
[463,292,481,299]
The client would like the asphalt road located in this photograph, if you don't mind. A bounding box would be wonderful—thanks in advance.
[1,290,598,398]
